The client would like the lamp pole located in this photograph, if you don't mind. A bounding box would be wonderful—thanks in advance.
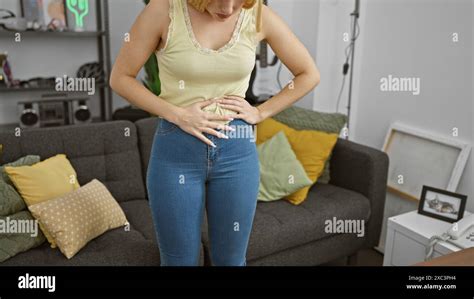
[346,0,360,140]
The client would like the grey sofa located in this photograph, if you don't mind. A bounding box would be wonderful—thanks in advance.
[0,117,389,266]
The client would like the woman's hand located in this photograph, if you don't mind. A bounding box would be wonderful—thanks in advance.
[174,99,236,147]
[216,96,263,125]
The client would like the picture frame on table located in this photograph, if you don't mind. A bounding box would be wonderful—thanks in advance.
[418,185,467,223]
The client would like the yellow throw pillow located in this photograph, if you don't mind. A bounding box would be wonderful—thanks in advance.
[28,179,129,259]
[256,118,339,205]
[5,154,80,247]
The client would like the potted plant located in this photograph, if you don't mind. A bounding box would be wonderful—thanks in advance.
[142,0,161,96]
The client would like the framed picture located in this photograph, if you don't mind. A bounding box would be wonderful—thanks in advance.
[21,0,67,30]
[42,0,67,30]
[21,0,45,29]
[418,185,467,223]
[382,122,471,201]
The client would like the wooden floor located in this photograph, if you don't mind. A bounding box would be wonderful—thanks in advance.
[321,249,384,266]
[356,249,384,266]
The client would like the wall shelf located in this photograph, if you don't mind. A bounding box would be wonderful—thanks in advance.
[0,0,113,122]
[0,83,107,93]
[0,30,106,37]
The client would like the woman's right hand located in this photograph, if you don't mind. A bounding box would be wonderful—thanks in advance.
[173,99,236,147]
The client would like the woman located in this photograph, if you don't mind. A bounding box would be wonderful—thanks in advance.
[110,0,320,266]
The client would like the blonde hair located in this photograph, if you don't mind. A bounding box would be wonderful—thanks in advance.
[188,0,263,32]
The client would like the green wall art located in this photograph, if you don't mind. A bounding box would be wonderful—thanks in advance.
[66,0,90,29]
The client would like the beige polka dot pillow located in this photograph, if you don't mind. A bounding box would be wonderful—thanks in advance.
[28,179,128,259]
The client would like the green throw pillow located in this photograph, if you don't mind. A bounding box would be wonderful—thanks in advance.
[0,155,41,216]
[273,106,347,184]
[0,210,46,263]
[257,132,313,202]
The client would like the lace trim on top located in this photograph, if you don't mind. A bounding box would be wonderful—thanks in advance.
[158,0,175,55]
[182,0,246,55]
[250,1,258,47]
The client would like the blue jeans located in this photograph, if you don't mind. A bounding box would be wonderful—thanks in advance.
[146,118,259,266]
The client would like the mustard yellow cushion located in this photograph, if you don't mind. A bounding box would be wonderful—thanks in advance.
[4,154,80,247]
[28,179,128,259]
[256,118,339,205]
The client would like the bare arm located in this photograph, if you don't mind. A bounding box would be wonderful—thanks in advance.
[109,0,178,122]
[256,4,321,119]
[217,4,320,124]
[109,0,232,146]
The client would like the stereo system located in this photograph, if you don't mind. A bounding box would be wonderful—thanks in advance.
[18,97,92,128]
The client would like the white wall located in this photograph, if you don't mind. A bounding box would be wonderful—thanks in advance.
[314,0,473,250]
[108,0,146,111]
[346,0,473,250]
[313,0,358,113]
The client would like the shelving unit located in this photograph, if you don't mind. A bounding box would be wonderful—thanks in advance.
[0,86,54,93]
[0,0,112,123]
[0,83,107,93]
[0,30,106,37]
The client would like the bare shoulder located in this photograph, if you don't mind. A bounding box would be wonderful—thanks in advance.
[138,0,171,33]
[146,0,170,17]
[258,4,290,42]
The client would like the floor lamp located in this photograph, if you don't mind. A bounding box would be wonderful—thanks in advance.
[345,0,360,140]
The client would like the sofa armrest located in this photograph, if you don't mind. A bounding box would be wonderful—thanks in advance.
[329,138,390,248]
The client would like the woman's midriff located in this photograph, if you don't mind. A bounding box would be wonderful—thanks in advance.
[201,101,238,126]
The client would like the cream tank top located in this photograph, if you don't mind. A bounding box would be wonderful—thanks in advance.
[154,0,260,125]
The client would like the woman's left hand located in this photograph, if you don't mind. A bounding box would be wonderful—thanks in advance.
[216,96,263,125]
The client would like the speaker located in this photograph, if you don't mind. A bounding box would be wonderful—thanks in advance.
[18,102,40,128]
[38,100,69,127]
[17,98,93,128]
[18,99,69,128]
[71,99,92,124]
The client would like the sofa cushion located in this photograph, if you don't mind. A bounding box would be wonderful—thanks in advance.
[0,228,160,266]
[0,121,146,203]
[5,154,81,206]
[257,132,313,202]
[0,211,46,263]
[273,106,347,184]
[0,155,40,216]
[29,179,129,259]
[5,154,82,248]
[202,183,371,261]
[256,118,339,205]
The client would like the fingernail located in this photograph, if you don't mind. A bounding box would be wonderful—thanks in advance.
[211,143,217,148]
[221,134,229,139]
